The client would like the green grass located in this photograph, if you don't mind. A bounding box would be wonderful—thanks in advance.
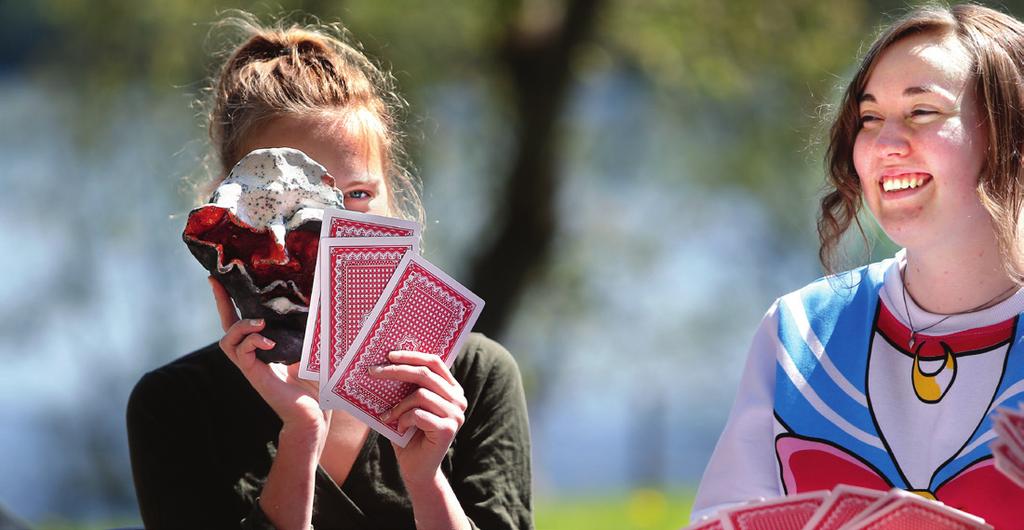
[535,488,695,530]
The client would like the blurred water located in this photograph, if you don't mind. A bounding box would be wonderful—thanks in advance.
[0,68,822,522]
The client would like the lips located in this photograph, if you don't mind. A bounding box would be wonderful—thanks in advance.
[879,171,932,193]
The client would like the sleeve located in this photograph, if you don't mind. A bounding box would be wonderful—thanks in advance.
[449,336,534,530]
[690,301,783,522]
[127,369,241,529]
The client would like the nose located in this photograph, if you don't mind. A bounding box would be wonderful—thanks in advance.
[872,120,911,158]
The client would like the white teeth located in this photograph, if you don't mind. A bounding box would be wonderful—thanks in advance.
[882,175,927,192]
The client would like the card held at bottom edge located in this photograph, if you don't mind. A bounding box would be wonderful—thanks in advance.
[321,253,484,446]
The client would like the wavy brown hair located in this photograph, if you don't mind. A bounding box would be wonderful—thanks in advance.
[819,3,1024,282]
[199,13,422,223]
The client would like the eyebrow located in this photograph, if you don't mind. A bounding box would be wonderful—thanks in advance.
[859,86,940,103]
[336,176,382,188]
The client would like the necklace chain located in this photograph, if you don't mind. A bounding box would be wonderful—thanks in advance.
[900,266,1018,348]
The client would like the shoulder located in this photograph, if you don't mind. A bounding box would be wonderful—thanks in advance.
[127,343,240,418]
[450,333,526,413]
[777,259,893,313]
[449,333,531,448]
[131,343,230,394]
[451,333,521,386]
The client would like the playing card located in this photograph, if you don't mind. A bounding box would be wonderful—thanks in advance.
[802,485,884,530]
[297,208,420,381]
[994,405,1024,460]
[841,492,990,529]
[992,438,1024,487]
[718,491,828,530]
[321,254,484,446]
[838,488,919,530]
[680,515,725,530]
[992,416,1024,486]
[311,237,418,392]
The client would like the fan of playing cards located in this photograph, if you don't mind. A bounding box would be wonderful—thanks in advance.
[683,485,993,530]
[993,403,1024,489]
[295,207,484,448]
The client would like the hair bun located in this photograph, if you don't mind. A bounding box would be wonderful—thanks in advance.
[203,15,423,225]
[232,30,332,67]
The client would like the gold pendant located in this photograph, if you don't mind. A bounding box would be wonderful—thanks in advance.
[907,489,937,500]
[912,342,956,403]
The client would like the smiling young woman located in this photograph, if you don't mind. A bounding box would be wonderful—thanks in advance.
[692,5,1024,529]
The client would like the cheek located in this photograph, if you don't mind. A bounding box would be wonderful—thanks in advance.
[366,193,392,217]
[934,121,985,190]
[933,124,987,201]
[852,134,873,191]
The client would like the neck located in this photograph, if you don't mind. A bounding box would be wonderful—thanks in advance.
[903,237,1016,315]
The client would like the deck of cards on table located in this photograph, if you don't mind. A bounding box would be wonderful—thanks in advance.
[683,485,992,530]
[296,207,484,447]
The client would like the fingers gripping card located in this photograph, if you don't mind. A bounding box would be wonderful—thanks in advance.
[322,254,484,446]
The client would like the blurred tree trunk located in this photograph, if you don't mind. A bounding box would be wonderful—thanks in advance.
[468,0,606,337]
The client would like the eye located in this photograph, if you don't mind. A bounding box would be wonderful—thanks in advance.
[859,114,882,128]
[346,190,372,200]
[909,108,939,121]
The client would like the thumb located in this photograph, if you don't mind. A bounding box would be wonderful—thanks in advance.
[209,276,240,332]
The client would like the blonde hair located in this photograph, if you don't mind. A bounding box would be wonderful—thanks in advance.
[819,3,1024,282]
[200,13,422,223]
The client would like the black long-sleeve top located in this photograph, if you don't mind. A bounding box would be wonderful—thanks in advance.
[127,333,533,529]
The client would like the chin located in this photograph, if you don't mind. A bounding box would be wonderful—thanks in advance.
[874,218,928,250]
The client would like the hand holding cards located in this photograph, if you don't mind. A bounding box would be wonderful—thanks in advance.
[297,208,483,447]
[683,485,992,530]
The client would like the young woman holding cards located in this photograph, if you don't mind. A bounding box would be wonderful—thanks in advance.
[693,4,1024,528]
[126,16,532,530]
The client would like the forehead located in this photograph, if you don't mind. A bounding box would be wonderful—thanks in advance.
[863,30,972,96]
[241,110,385,176]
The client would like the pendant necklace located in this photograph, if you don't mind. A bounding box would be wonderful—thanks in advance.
[901,266,1018,402]
[900,267,1017,349]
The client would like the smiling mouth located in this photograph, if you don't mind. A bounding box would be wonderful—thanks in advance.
[880,173,932,193]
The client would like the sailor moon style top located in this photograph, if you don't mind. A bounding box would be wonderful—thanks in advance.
[693,251,1024,529]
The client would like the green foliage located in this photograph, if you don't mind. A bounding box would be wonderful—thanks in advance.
[602,0,867,100]
[7,0,913,214]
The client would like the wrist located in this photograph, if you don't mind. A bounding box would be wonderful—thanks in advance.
[279,420,326,449]
[403,467,447,497]
[404,469,470,530]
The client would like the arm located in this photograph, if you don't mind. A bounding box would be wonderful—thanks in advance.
[690,302,782,521]
[211,278,328,530]
[370,338,533,530]
[370,350,472,530]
